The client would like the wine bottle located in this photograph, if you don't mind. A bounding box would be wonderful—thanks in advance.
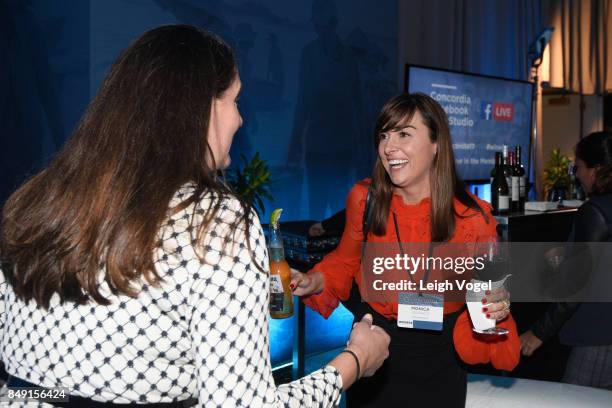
[490,152,498,185]
[502,145,512,191]
[515,146,527,211]
[491,152,510,215]
[509,151,520,212]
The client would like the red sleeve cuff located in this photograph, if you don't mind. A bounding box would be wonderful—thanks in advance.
[453,310,520,371]
[302,291,338,319]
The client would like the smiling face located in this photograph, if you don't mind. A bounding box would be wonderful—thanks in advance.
[207,75,243,170]
[377,110,437,202]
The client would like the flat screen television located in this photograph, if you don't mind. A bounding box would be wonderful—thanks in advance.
[405,65,533,183]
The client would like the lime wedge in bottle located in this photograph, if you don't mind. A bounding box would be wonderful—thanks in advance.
[270,208,283,228]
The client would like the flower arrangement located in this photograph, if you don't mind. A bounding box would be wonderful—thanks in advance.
[543,149,571,201]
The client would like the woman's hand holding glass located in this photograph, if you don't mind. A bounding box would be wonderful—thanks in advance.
[469,235,512,334]
[482,286,511,322]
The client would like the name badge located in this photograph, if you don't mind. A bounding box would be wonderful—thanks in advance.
[397,292,444,331]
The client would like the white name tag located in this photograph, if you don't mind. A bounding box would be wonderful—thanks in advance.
[397,292,444,331]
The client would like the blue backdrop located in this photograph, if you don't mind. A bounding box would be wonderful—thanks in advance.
[1,0,398,367]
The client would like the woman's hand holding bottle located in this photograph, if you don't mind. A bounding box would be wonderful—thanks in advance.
[289,269,324,296]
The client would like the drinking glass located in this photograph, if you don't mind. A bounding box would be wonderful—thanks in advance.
[467,236,511,336]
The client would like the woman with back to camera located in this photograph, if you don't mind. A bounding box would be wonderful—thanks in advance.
[291,93,515,407]
[0,25,389,406]
[520,131,612,390]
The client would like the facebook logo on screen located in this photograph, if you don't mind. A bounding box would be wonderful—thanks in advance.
[481,102,493,120]
[481,101,514,122]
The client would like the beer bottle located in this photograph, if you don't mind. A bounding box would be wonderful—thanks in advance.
[268,209,293,319]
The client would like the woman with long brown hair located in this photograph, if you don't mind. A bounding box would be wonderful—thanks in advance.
[0,24,389,406]
[292,93,513,407]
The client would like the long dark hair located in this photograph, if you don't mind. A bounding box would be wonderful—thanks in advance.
[576,130,612,195]
[1,25,256,308]
[370,93,487,242]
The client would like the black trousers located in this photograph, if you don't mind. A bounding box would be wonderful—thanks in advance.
[346,303,467,408]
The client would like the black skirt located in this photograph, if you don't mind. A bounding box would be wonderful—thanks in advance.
[346,303,466,408]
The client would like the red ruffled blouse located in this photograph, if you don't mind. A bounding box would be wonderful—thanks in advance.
[304,179,498,320]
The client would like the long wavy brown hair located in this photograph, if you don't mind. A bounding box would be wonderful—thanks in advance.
[370,93,488,242]
[1,25,257,308]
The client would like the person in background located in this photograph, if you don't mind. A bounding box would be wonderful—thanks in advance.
[0,25,389,406]
[292,93,513,407]
[520,131,612,390]
[308,209,346,237]
[287,0,365,220]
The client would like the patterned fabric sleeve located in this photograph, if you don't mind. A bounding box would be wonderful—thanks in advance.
[0,267,5,339]
[187,197,343,407]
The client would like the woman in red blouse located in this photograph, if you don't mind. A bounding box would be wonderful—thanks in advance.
[292,93,512,407]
